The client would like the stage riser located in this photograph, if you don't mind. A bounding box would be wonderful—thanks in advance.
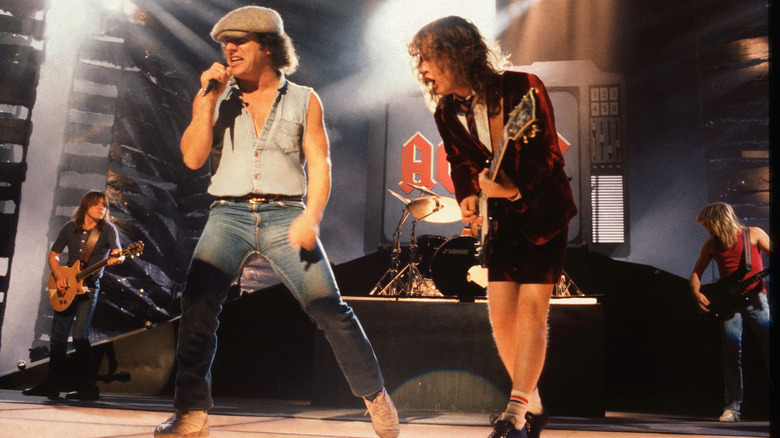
[312,299,605,416]
[0,322,175,395]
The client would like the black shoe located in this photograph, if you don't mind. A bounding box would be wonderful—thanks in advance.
[524,410,550,438]
[22,381,59,399]
[65,386,99,401]
[488,414,528,438]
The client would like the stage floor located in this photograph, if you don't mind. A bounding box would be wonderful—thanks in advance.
[0,390,768,438]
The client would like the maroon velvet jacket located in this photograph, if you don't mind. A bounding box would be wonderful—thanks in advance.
[434,71,577,245]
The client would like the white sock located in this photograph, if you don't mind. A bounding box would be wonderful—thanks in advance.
[502,389,530,428]
[528,387,543,415]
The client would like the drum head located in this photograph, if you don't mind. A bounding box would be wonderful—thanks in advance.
[431,236,487,299]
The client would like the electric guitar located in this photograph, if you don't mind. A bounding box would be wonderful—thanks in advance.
[48,241,144,312]
[700,267,770,318]
[477,88,541,266]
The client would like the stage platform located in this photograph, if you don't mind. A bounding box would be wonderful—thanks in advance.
[0,390,770,438]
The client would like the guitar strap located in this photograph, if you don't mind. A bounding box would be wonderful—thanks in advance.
[487,99,504,154]
[80,227,101,268]
[742,227,751,272]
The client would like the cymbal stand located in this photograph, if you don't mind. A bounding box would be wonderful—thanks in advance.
[369,208,411,297]
[403,217,439,296]
[553,269,584,297]
[369,201,441,297]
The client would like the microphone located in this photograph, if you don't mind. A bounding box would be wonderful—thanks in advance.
[202,79,219,96]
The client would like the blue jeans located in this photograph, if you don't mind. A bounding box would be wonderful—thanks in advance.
[720,292,770,412]
[174,200,384,410]
[48,283,99,388]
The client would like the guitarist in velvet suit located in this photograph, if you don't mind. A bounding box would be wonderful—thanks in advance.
[409,16,576,438]
[689,202,770,422]
[22,190,124,401]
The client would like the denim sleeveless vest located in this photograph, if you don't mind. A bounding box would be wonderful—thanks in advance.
[208,75,311,197]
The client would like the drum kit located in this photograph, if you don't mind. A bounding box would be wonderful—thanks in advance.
[369,184,487,300]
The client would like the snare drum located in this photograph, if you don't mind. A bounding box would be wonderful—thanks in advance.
[430,236,488,299]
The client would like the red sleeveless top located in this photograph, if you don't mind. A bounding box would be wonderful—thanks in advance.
[711,228,766,294]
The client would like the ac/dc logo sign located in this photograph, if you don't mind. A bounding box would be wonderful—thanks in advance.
[398,132,454,195]
[398,131,571,195]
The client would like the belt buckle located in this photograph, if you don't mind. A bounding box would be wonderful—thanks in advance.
[247,197,267,204]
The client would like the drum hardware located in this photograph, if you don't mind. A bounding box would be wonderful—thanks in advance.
[554,270,583,297]
[370,187,458,297]
[369,207,439,297]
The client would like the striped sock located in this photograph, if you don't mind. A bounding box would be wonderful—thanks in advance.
[502,390,530,428]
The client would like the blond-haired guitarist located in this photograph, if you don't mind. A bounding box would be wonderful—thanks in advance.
[689,202,771,422]
[22,190,124,401]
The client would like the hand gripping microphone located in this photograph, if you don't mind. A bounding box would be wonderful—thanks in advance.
[202,79,219,96]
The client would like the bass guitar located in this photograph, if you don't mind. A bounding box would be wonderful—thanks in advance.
[477,87,541,266]
[701,267,770,318]
[48,241,144,312]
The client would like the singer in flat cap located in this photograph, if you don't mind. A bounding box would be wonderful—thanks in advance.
[154,6,400,437]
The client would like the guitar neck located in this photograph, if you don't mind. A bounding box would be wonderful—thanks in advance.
[72,241,142,283]
[76,258,110,281]
[487,138,512,182]
[735,268,771,294]
[486,88,538,183]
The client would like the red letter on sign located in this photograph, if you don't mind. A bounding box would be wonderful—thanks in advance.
[436,142,455,194]
[399,132,436,194]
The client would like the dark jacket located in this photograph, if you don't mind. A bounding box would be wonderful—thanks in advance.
[434,70,577,245]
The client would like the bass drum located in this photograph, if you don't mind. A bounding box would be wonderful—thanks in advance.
[430,236,487,300]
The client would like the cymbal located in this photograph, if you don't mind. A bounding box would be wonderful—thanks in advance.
[406,196,460,223]
[407,183,439,196]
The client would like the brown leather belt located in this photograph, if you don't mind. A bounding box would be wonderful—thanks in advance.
[216,194,303,204]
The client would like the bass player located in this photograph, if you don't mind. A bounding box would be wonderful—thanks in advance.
[690,202,771,422]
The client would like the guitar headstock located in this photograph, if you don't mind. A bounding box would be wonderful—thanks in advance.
[121,241,144,258]
[504,87,541,144]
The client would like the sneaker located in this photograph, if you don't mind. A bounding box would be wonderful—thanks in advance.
[65,385,100,401]
[21,381,59,399]
[154,410,209,437]
[525,409,550,438]
[488,415,528,438]
[719,408,740,422]
[363,387,400,438]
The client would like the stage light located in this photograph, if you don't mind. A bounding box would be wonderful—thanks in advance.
[320,0,499,115]
[43,0,103,60]
[365,0,497,95]
[99,0,124,13]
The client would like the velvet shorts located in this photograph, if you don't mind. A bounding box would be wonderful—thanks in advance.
[487,225,568,284]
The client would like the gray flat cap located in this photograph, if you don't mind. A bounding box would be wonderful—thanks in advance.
[211,6,284,42]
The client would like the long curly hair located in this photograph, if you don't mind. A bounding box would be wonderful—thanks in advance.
[696,202,743,248]
[408,16,510,114]
[73,190,110,231]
